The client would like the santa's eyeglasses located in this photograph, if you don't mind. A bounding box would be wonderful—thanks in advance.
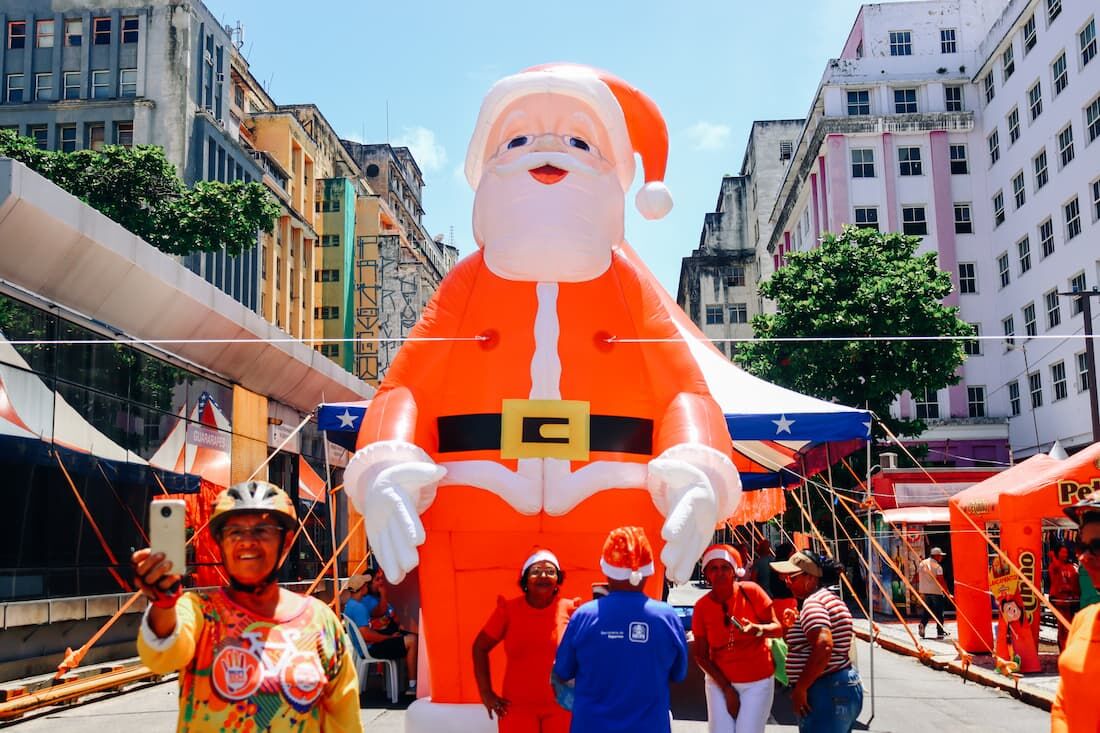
[492,133,604,161]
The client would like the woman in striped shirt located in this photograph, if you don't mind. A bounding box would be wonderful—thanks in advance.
[770,551,863,733]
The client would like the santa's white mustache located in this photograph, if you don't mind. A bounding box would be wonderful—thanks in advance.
[491,151,603,179]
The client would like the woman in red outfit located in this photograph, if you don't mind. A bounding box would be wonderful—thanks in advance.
[693,544,783,733]
[473,550,579,733]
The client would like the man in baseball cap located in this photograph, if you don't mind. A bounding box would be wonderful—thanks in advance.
[553,527,687,733]
[916,548,949,639]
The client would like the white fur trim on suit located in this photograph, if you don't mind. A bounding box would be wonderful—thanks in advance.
[343,440,438,516]
[651,442,742,521]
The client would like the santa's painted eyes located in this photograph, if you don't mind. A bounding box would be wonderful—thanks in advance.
[507,136,531,149]
[567,137,590,152]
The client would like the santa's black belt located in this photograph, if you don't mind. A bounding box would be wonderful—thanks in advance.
[437,410,653,457]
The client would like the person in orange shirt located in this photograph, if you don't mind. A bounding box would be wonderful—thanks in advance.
[692,544,783,733]
[1052,497,1100,733]
[473,549,580,733]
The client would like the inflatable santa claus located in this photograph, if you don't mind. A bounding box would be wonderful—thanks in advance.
[345,64,741,731]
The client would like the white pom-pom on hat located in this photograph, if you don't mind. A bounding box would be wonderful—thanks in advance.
[636,181,673,220]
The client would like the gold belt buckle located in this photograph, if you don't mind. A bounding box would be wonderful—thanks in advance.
[500,399,590,461]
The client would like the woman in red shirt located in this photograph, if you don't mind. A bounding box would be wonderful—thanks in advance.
[692,544,783,733]
[472,550,579,733]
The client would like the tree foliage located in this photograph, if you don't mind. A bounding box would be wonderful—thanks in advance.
[736,226,974,438]
[0,129,279,256]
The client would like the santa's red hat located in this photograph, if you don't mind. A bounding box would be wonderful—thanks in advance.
[701,544,747,578]
[600,526,655,586]
[464,63,673,220]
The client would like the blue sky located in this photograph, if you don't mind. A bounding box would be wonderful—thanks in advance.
[203,0,904,293]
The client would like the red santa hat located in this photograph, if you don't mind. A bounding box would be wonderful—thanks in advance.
[464,63,674,220]
[522,548,561,575]
[600,526,655,586]
[701,544,747,578]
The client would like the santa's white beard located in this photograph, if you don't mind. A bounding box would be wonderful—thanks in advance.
[473,167,625,283]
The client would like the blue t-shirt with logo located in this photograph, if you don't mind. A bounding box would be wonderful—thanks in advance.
[553,590,688,733]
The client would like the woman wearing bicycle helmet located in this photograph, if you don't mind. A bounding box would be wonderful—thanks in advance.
[131,481,363,733]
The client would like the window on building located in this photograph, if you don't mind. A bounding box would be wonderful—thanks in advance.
[958,263,977,294]
[114,121,133,147]
[949,144,968,173]
[63,71,80,100]
[898,146,922,175]
[93,17,110,45]
[1058,124,1074,166]
[902,206,927,235]
[5,74,24,103]
[121,16,138,44]
[1023,15,1037,53]
[854,207,879,230]
[29,125,47,150]
[1034,149,1049,189]
[91,70,110,99]
[1039,218,1055,257]
[119,69,136,98]
[1078,352,1091,392]
[894,88,917,114]
[968,386,987,417]
[319,199,341,213]
[779,140,793,161]
[1048,0,1062,24]
[1013,172,1026,208]
[1069,272,1087,314]
[997,253,1011,287]
[1003,45,1016,80]
[988,129,1000,165]
[704,305,723,325]
[7,21,26,49]
[850,148,875,177]
[1052,361,1068,400]
[320,234,340,247]
[889,30,912,56]
[1065,196,1082,240]
[983,73,996,104]
[1028,82,1043,120]
[1007,107,1021,144]
[724,266,746,287]
[35,19,54,48]
[945,85,964,112]
[58,124,76,153]
[993,191,1005,226]
[1008,380,1021,415]
[846,90,870,116]
[1003,315,1017,347]
[955,203,974,234]
[728,304,748,324]
[88,123,105,151]
[34,72,52,101]
[314,306,340,320]
[319,344,340,358]
[1018,236,1032,273]
[65,18,82,46]
[965,324,982,356]
[1092,177,1100,221]
[915,388,939,420]
[941,28,957,53]
[1052,52,1068,95]
[1024,302,1038,336]
[1029,371,1043,408]
[1046,288,1062,328]
[1082,18,1097,66]
[315,269,340,283]
[1087,95,1100,143]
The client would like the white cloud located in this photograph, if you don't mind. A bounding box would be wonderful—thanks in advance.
[684,121,731,151]
[392,126,448,173]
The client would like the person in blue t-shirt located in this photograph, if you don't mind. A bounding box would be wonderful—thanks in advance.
[553,526,688,733]
[344,571,418,695]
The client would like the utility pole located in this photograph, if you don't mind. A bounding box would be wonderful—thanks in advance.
[1059,286,1100,443]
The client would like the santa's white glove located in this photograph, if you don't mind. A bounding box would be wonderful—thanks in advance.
[647,444,741,584]
[344,441,446,584]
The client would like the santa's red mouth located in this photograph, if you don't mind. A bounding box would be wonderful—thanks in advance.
[529,165,568,185]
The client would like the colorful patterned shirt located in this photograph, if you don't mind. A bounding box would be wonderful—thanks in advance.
[137,589,362,733]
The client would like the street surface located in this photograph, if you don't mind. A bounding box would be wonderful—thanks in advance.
[3,640,1050,732]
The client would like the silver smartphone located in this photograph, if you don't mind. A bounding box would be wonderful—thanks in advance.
[149,500,187,576]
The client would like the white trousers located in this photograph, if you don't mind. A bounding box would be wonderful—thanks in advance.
[703,674,774,733]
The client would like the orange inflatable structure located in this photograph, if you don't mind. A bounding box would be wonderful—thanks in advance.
[345,65,741,732]
[950,442,1100,670]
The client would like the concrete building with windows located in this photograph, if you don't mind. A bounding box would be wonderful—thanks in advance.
[677,120,803,358]
[700,0,1098,460]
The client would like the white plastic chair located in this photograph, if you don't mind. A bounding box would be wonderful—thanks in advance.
[342,614,400,704]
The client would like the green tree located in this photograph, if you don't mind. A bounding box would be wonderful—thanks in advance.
[0,129,278,256]
[737,226,974,438]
